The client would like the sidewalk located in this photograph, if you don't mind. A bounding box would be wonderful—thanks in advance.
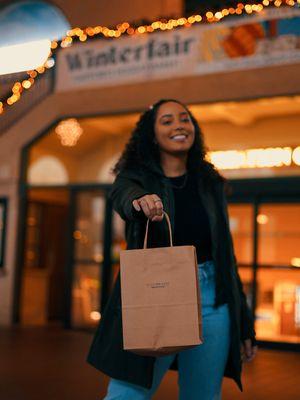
[0,326,299,400]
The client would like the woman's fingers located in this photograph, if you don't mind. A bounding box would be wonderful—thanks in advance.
[146,196,158,219]
[149,195,164,220]
[138,198,152,218]
[152,214,164,222]
[135,194,164,220]
[132,199,141,211]
[241,340,258,362]
[152,195,164,216]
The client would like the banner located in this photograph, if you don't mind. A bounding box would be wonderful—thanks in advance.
[55,7,300,92]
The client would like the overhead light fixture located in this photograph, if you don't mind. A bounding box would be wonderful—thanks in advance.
[291,258,300,268]
[257,214,269,224]
[55,118,83,146]
[0,39,51,75]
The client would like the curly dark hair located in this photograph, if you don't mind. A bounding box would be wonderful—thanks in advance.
[112,99,224,183]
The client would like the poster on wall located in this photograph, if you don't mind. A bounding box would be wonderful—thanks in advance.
[196,8,300,74]
[55,7,300,92]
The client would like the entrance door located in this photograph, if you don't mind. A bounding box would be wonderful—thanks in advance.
[20,188,69,326]
[66,188,113,329]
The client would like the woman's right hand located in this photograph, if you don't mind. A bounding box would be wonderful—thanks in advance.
[132,194,164,221]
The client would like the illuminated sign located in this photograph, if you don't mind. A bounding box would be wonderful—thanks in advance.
[209,146,300,170]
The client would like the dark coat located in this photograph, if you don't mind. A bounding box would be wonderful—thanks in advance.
[87,162,256,391]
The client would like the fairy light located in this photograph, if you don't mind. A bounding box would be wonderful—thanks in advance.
[45,58,55,68]
[0,0,296,115]
[22,80,32,89]
[215,11,224,19]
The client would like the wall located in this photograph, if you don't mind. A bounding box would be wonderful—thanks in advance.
[50,0,183,28]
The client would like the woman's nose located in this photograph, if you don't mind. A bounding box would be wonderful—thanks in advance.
[174,126,185,132]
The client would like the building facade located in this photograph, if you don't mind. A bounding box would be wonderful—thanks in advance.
[0,0,300,348]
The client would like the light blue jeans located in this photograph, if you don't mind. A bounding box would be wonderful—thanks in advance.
[104,260,231,400]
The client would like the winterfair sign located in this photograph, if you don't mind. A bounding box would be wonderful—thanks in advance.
[55,7,300,92]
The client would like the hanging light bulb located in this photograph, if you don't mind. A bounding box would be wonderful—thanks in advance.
[55,118,83,146]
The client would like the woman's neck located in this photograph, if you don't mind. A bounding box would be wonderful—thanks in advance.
[160,152,188,177]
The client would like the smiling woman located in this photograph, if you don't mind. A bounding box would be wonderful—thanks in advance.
[0,0,70,74]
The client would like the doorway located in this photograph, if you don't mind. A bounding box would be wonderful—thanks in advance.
[20,188,69,326]
[65,186,113,329]
[19,185,115,329]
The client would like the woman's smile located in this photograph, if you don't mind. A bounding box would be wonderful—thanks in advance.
[170,133,189,141]
[154,101,195,155]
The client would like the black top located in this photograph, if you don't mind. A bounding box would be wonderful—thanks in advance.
[167,172,213,264]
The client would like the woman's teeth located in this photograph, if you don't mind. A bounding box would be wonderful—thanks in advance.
[171,135,187,141]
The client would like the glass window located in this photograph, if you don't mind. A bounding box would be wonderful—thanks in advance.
[258,204,300,267]
[256,268,300,343]
[227,204,254,308]
[256,203,300,343]
[71,191,105,328]
[228,204,254,265]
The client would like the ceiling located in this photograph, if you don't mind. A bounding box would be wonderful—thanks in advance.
[32,95,300,156]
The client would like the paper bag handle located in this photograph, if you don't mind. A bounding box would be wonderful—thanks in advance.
[143,211,173,249]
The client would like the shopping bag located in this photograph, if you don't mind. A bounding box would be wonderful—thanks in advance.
[120,211,203,356]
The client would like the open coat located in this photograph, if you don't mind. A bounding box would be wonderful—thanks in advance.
[87,162,256,391]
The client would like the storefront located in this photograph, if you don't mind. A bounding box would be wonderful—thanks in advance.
[7,93,296,351]
[0,4,299,351]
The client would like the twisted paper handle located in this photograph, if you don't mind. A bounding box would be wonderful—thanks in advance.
[143,211,173,249]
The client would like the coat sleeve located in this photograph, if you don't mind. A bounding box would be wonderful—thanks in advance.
[109,171,151,222]
[234,254,257,344]
[221,182,257,345]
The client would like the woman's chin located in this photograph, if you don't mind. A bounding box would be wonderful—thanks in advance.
[162,148,190,157]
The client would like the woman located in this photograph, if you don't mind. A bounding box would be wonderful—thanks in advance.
[87,99,258,399]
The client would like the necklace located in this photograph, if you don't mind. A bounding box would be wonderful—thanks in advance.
[167,173,188,189]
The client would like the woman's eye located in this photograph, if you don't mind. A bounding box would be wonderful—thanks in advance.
[181,118,190,123]
[162,120,172,125]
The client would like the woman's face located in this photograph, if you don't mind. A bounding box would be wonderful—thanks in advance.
[154,101,195,156]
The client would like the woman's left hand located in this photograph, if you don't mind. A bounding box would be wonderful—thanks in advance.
[240,339,258,363]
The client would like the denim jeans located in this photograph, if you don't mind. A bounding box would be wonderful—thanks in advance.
[104,260,231,400]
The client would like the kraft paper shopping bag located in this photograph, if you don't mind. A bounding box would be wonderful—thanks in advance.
[120,211,203,356]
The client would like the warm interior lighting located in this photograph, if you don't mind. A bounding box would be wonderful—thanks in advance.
[291,258,300,268]
[55,118,83,146]
[0,39,51,75]
[94,253,104,263]
[90,311,101,321]
[209,146,300,170]
[292,146,300,165]
[257,214,269,224]
[73,230,82,240]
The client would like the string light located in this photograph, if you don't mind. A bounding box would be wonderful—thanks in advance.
[0,0,296,115]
